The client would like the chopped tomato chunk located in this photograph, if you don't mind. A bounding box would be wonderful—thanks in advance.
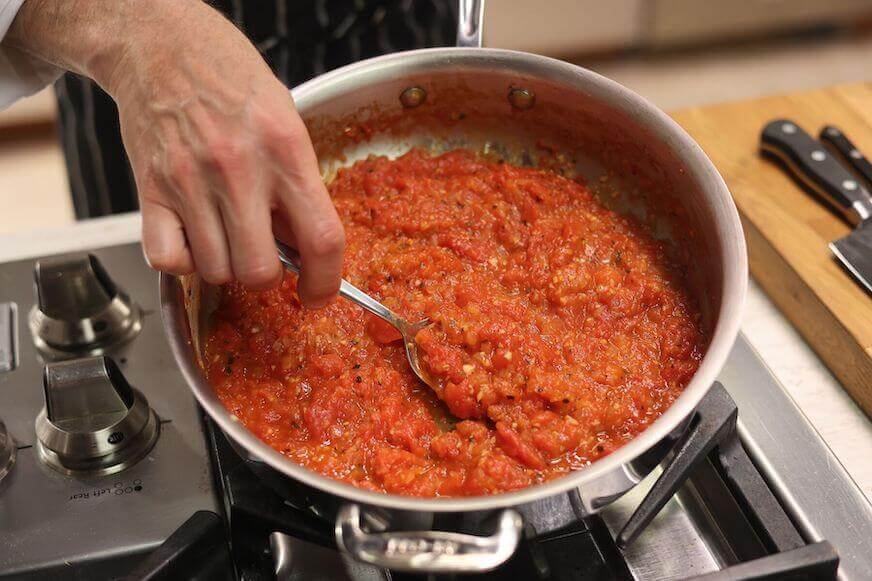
[366,316,403,344]
[204,149,703,497]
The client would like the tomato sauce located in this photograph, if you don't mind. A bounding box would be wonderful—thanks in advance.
[204,149,704,497]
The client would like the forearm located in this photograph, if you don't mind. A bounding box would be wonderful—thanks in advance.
[4,0,201,95]
[5,0,345,299]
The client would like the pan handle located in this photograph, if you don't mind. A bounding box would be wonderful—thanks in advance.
[457,0,485,48]
[335,504,522,573]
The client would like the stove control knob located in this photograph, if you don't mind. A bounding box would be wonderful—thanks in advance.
[29,253,141,357]
[0,419,15,483]
[35,356,159,475]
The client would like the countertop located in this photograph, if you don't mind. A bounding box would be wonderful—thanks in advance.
[1,212,870,502]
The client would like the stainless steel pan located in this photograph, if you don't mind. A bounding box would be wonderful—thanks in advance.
[160,1,747,572]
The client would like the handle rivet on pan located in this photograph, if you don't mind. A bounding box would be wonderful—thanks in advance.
[399,86,427,108]
[508,87,536,110]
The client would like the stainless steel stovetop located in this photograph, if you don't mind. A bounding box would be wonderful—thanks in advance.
[0,243,870,580]
[0,244,218,579]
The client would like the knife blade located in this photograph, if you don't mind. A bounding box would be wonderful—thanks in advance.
[830,221,872,294]
[760,119,872,294]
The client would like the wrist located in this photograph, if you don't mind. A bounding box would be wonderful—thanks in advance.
[96,0,248,104]
[4,0,194,97]
[88,0,191,98]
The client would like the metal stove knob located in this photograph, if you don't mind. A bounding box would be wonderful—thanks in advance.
[35,356,159,476]
[28,253,142,357]
[0,419,15,483]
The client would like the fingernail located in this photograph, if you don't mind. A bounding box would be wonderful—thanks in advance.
[141,247,154,269]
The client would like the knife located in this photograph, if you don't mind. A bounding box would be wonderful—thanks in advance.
[819,125,872,189]
[760,119,872,294]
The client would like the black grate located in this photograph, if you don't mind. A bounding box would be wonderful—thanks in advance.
[618,382,838,580]
[133,382,839,580]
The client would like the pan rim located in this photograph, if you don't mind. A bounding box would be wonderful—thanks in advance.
[161,46,748,513]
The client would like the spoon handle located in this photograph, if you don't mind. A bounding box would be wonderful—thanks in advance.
[275,240,402,325]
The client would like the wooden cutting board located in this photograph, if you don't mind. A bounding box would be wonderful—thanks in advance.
[671,83,872,416]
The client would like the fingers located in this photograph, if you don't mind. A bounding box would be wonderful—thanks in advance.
[161,149,234,286]
[141,201,194,275]
[276,187,345,307]
[132,84,344,297]
[269,120,345,307]
[182,199,233,285]
[216,185,282,290]
[181,104,283,290]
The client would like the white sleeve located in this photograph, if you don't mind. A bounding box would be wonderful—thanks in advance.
[0,0,63,110]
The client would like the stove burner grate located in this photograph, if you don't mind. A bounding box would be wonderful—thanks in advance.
[124,382,839,580]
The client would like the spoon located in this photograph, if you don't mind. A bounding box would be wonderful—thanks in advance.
[275,240,439,393]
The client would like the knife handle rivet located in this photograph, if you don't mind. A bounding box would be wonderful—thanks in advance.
[781,123,797,134]
[811,150,826,162]
[842,180,858,191]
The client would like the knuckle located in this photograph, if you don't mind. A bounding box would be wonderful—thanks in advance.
[206,136,246,171]
[306,220,345,259]
[262,119,312,157]
[236,260,279,288]
[263,120,302,146]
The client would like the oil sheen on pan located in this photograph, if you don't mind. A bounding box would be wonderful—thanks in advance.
[204,149,704,497]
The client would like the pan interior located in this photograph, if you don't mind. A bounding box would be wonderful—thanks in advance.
[177,51,740,511]
[298,63,722,335]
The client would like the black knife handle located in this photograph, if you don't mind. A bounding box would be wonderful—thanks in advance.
[760,119,872,226]
[819,125,872,190]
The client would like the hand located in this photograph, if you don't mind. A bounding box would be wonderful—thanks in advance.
[7,0,345,305]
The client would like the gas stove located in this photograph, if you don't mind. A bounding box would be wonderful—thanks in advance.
[0,244,219,579]
[1,242,870,580]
